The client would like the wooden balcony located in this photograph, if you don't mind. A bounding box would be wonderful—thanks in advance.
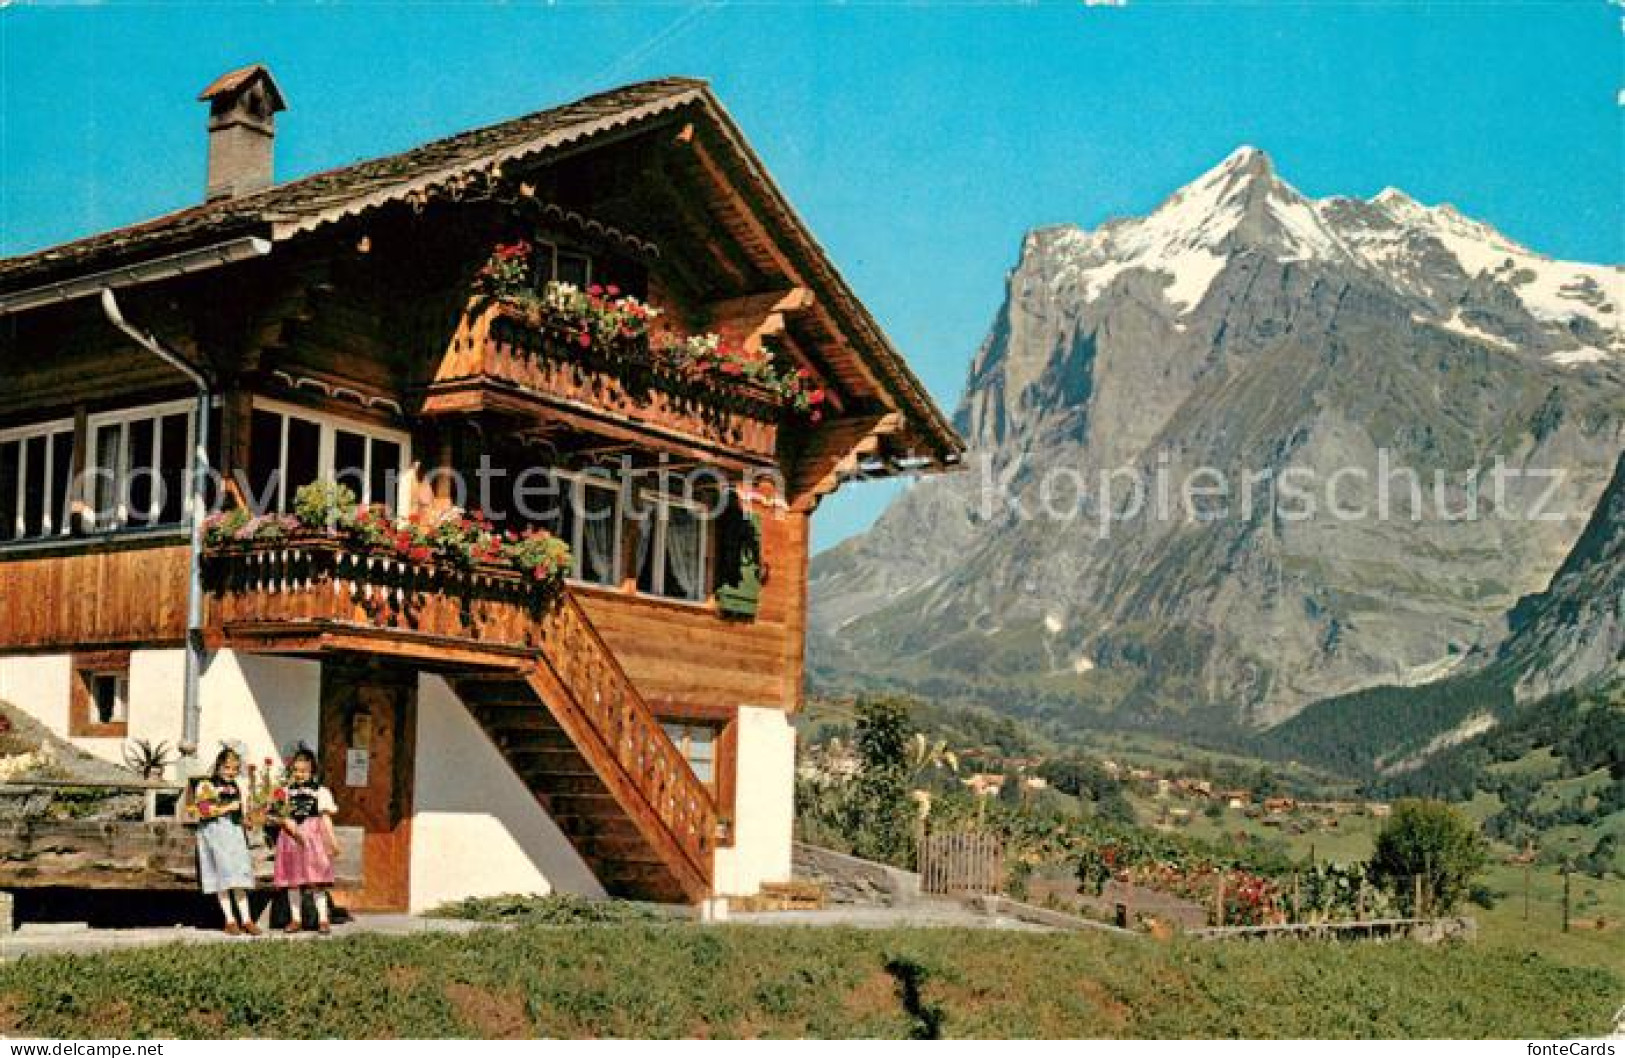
[203,538,717,901]
[423,300,782,465]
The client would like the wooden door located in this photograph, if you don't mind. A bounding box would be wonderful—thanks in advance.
[319,662,417,911]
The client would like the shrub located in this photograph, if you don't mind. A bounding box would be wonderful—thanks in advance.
[293,480,359,531]
[848,696,917,866]
[1368,798,1489,915]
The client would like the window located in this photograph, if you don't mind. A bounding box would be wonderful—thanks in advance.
[635,491,710,603]
[662,722,717,785]
[70,651,131,737]
[530,471,622,587]
[531,240,593,291]
[0,418,75,542]
[90,673,129,725]
[84,401,198,531]
[246,400,410,514]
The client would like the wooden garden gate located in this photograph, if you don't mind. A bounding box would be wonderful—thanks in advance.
[919,828,1004,896]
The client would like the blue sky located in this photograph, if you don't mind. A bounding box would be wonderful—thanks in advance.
[2,2,1620,549]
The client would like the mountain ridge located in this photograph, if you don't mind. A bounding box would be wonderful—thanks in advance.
[812,147,1624,741]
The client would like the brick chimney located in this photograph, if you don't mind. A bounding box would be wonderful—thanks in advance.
[198,64,287,201]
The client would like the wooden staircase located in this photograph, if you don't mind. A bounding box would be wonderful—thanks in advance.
[454,672,702,903]
[446,589,717,904]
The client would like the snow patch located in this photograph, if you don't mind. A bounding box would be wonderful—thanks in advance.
[1549,346,1613,366]
[1379,713,1498,775]
[1414,311,1518,352]
[1372,193,1623,341]
[1398,651,1470,687]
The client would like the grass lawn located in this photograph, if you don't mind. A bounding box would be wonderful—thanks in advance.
[1147,797,1383,863]
[0,923,1617,1039]
[1473,863,1625,973]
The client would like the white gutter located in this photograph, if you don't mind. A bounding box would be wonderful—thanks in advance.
[99,288,213,761]
[0,236,272,316]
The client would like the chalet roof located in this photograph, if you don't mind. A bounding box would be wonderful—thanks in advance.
[0,76,962,463]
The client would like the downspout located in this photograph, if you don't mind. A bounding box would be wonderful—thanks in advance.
[99,288,212,761]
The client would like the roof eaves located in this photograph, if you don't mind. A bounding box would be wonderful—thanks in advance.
[270,83,709,242]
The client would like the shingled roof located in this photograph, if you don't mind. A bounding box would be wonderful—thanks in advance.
[0,76,962,460]
[0,78,707,290]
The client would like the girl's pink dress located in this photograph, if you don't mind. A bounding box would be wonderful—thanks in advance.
[272,781,337,888]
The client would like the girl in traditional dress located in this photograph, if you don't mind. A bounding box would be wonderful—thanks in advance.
[192,746,260,935]
[272,747,340,934]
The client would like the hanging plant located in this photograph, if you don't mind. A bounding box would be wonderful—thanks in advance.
[204,484,572,599]
[473,241,827,421]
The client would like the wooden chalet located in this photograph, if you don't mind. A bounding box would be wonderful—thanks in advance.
[0,68,961,911]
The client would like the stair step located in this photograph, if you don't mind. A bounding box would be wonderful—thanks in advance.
[496,730,579,752]
[523,773,609,797]
[507,747,589,766]
[468,696,544,711]
[595,861,686,886]
[548,813,643,839]
[478,714,566,734]
[573,837,665,862]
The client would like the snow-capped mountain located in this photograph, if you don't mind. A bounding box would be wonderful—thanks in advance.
[1041,146,1619,360]
[812,148,1625,734]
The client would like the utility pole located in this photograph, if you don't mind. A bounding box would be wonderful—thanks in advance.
[1562,860,1572,934]
[1523,842,1532,922]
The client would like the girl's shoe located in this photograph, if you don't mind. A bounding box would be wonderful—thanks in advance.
[241,921,263,936]
[223,922,241,936]
[283,922,303,934]
[317,921,332,935]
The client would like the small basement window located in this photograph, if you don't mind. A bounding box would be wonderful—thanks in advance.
[71,651,132,737]
[662,722,717,785]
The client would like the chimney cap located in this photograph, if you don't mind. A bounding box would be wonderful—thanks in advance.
[197,64,287,112]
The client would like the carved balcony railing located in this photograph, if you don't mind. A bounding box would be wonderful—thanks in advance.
[424,299,782,462]
[204,537,554,654]
[203,537,717,896]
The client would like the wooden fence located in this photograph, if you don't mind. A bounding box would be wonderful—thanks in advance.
[919,829,1004,896]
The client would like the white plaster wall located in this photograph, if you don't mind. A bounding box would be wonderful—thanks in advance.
[0,654,71,737]
[713,704,796,897]
[409,674,605,912]
[0,649,319,775]
[196,651,322,770]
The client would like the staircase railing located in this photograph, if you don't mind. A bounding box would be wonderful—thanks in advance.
[527,589,717,895]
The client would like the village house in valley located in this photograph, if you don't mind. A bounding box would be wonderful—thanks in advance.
[0,69,961,912]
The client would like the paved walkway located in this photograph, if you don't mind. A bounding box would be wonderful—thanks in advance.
[727,904,1049,931]
[0,899,1069,959]
[0,914,488,960]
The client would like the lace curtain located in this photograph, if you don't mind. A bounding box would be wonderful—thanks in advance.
[581,481,618,584]
[665,504,703,600]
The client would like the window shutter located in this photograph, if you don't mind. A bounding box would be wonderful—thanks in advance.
[716,496,763,618]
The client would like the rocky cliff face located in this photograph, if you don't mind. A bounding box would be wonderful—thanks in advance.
[811,148,1625,730]
[1498,451,1625,701]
